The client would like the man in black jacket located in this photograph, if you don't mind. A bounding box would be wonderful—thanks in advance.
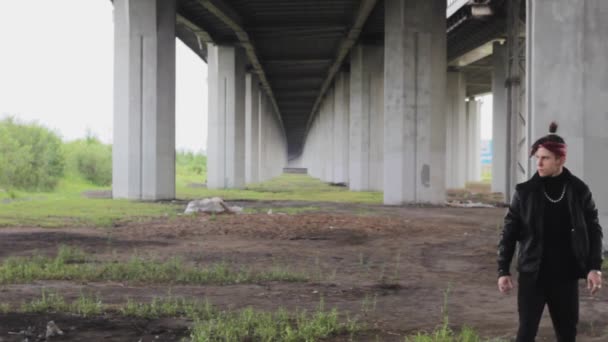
[497,122,603,342]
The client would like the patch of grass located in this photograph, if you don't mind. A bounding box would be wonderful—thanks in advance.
[0,302,10,313]
[18,292,360,341]
[121,297,187,319]
[243,206,321,215]
[190,301,360,342]
[72,293,104,317]
[0,247,308,285]
[178,173,382,204]
[0,194,180,228]
[404,287,507,342]
[20,289,68,313]
[603,259,608,271]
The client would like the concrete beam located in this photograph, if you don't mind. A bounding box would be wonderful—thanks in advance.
[304,0,379,141]
[197,0,285,136]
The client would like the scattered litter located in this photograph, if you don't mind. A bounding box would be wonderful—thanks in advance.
[185,197,242,214]
[445,200,495,208]
[46,320,64,338]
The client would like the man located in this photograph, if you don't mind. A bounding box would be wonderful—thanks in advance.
[497,122,603,342]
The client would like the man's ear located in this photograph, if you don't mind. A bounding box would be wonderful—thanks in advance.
[558,155,566,166]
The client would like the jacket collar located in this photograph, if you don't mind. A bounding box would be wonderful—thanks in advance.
[528,167,573,190]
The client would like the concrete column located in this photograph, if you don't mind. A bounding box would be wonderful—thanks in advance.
[207,44,246,189]
[258,94,268,181]
[245,73,260,184]
[491,42,508,200]
[466,99,481,182]
[445,71,467,189]
[384,0,447,204]
[528,0,608,248]
[112,0,176,200]
[349,44,383,191]
[333,72,350,184]
[322,88,335,182]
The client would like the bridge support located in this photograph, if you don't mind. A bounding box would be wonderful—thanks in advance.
[245,73,260,184]
[349,44,384,192]
[445,71,467,189]
[466,98,481,183]
[257,94,287,181]
[332,72,350,184]
[112,0,176,200]
[320,88,334,182]
[383,0,447,204]
[528,0,608,247]
[491,41,508,202]
[207,44,246,189]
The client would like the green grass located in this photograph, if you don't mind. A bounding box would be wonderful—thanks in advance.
[177,173,382,204]
[0,174,180,228]
[0,246,307,285]
[13,292,360,342]
[243,206,322,215]
[404,287,507,342]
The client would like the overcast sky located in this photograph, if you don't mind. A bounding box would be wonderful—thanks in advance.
[0,0,208,152]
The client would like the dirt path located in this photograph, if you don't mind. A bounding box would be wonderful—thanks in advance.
[0,203,606,341]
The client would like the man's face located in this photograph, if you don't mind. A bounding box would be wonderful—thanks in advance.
[534,146,565,177]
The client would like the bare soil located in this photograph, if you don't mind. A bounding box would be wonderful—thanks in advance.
[1,202,607,341]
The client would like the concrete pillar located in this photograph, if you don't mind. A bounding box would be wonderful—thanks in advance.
[466,99,481,182]
[349,44,384,191]
[207,44,246,189]
[445,71,467,189]
[491,42,508,200]
[322,88,335,182]
[384,0,447,204]
[528,0,608,248]
[258,94,268,181]
[333,72,350,184]
[245,73,260,184]
[112,0,176,200]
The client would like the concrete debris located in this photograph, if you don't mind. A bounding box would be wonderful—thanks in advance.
[185,197,242,214]
[46,320,64,338]
[445,200,495,208]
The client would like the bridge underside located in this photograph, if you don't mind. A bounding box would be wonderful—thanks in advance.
[175,0,506,156]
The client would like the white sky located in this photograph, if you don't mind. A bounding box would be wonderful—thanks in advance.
[0,0,208,152]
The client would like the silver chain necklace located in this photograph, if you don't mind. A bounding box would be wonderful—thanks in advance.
[544,185,566,203]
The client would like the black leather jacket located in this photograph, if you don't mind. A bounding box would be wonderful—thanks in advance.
[497,168,603,278]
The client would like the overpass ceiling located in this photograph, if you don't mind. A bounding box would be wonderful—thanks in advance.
[175,0,507,156]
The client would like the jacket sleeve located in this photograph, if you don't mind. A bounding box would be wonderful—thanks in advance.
[583,189,604,271]
[497,191,522,277]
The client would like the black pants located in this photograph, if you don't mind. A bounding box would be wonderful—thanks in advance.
[516,273,579,342]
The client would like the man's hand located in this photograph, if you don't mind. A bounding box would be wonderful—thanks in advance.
[498,275,514,294]
[587,270,602,295]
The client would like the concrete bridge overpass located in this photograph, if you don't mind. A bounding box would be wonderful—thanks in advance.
[112,0,608,231]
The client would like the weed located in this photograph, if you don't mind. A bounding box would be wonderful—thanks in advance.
[0,247,308,285]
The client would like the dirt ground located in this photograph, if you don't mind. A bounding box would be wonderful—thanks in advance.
[0,201,607,341]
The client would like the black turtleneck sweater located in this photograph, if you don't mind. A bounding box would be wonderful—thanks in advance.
[539,170,578,280]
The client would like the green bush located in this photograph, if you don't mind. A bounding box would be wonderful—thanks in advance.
[0,117,65,191]
[63,136,112,186]
[176,150,206,176]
